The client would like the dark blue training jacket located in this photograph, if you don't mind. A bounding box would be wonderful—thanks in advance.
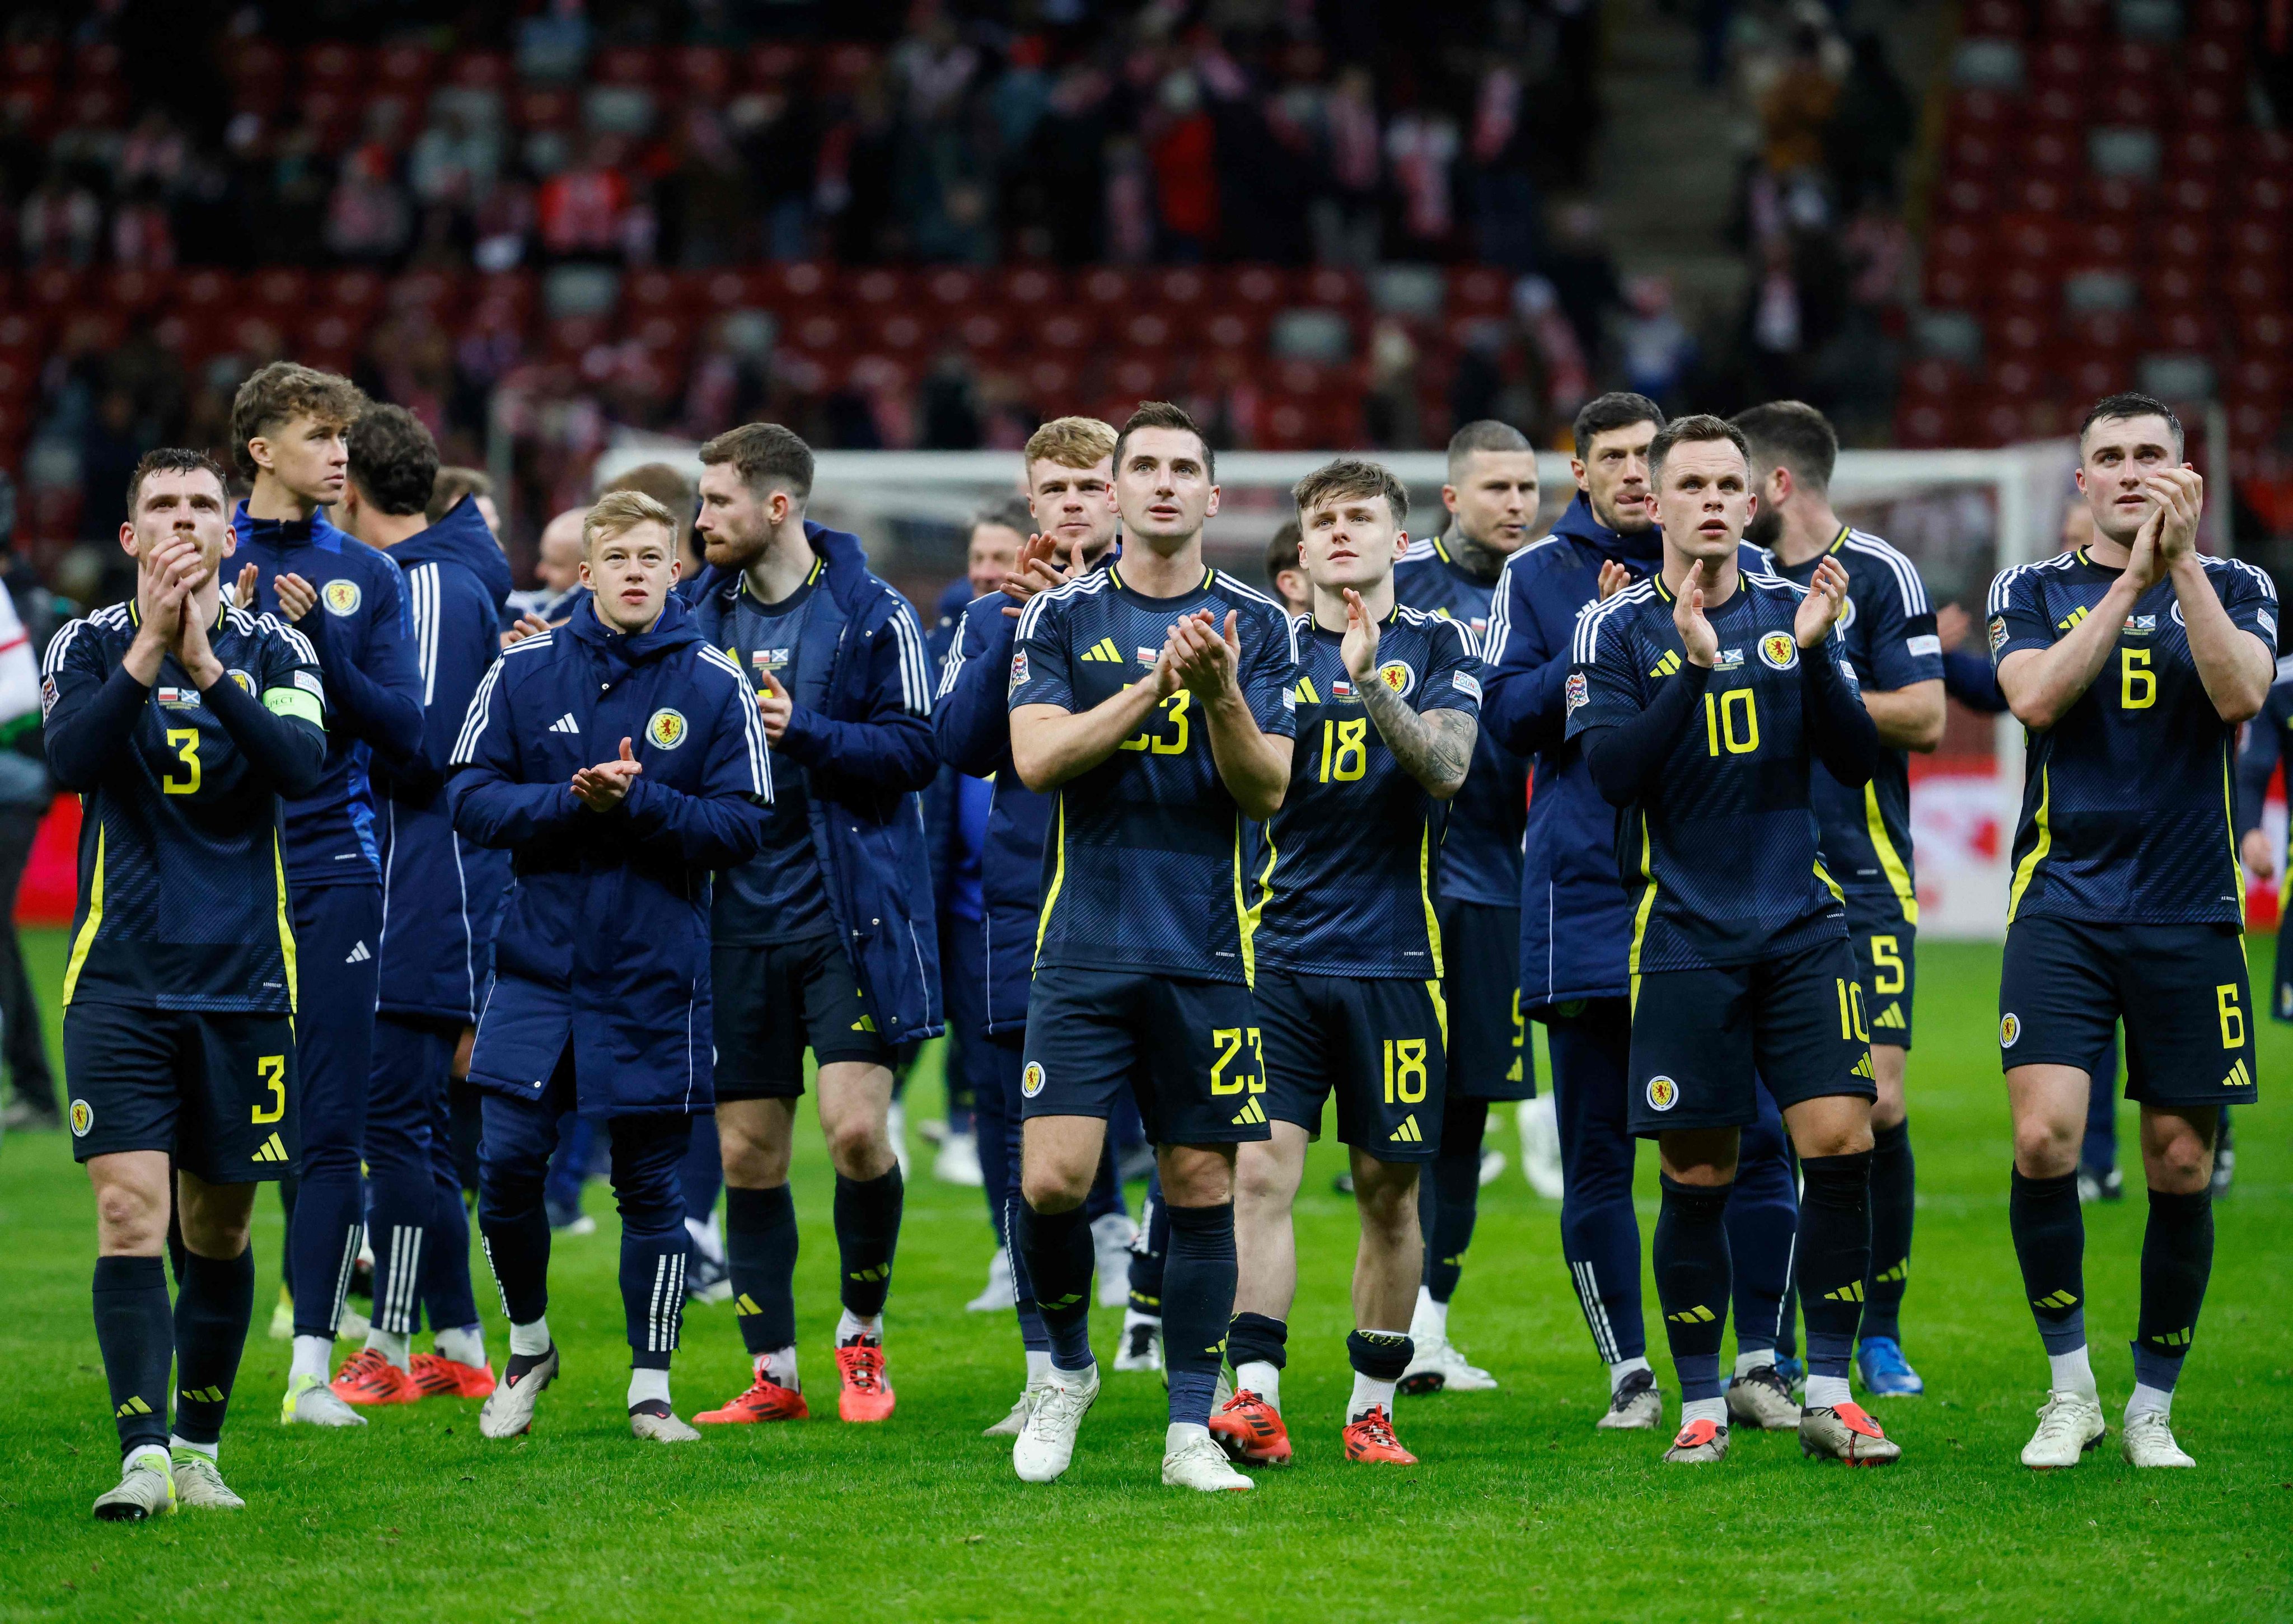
[685,520,944,1045]
[373,495,516,1025]
[1482,493,1763,1011]
[449,596,772,1116]
[232,503,424,890]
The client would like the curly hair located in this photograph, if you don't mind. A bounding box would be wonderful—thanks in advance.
[228,361,367,479]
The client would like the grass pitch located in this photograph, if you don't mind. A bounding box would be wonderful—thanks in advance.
[0,932,2287,1622]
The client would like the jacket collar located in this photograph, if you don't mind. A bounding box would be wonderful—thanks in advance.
[232,500,347,554]
[387,495,515,614]
[691,518,878,612]
[566,592,704,663]
[1552,492,1662,570]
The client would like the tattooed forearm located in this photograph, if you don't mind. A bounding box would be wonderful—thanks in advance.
[1359,680,1477,798]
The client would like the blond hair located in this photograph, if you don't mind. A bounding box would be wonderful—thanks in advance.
[1023,415,1118,474]
[582,489,676,555]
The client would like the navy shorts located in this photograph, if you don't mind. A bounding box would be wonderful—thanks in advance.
[1256,970,1446,1160]
[65,1001,299,1182]
[1438,900,1533,1101]
[1019,965,1271,1146]
[1845,905,1916,1051]
[713,935,895,1099]
[2000,916,2257,1106]
[1628,936,1875,1136]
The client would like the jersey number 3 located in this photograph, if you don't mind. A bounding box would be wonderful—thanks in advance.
[251,1054,286,1124]
[163,729,201,795]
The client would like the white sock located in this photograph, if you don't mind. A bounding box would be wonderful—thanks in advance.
[1024,1349,1052,1387]
[1805,1374,1851,1409]
[2125,1382,2173,1423]
[836,1308,882,1343]
[1122,1306,1159,1330]
[1682,1396,1727,1429]
[2048,1345,2098,1400]
[684,1215,724,1266]
[167,1433,216,1461]
[127,1443,171,1472]
[755,1344,798,1389]
[364,1327,413,1370]
[509,1317,551,1359]
[628,1367,671,1411]
[291,1333,333,1383]
[1608,1355,1652,1395]
[1734,1347,1776,1377]
[1347,1369,1398,1422]
[1411,1285,1448,1342]
[434,1324,486,1368]
[1234,1359,1281,1411]
[1166,1420,1211,1452]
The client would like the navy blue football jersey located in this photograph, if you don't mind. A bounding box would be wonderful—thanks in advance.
[714,565,834,944]
[43,602,326,1012]
[1771,526,1941,925]
[1255,606,1481,978]
[1989,546,2277,925]
[1393,537,1528,907]
[1008,563,1299,984]
[1565,570,1854,972]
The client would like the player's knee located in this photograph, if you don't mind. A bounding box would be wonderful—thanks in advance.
[822,1114,890,1176]
[2011,1115,2079,1177]
[1021,1165,1089,1212]
[93,1183,163,1249]
[2144,1131,2213,1191]
[1794,1119,1873,1160]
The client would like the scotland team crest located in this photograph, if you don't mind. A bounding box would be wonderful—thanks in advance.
[1377,659,1415,697]
[69,1098,91,1136]
[1758,631,1798,670]
[1022,1062,1046,1098]
[1645,1076,1678,1112]
[646,708,688,748]
[322,578,362,616]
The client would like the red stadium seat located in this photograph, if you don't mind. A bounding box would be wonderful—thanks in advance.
[2226,260,2282,311]
[1032,310,1099,353]
[2180,82,2237,126]
[954,310,1014,355]
[2084,175,2144,218]
[1117,310,1175,350]
[624,269,680,312]
[2027,38,2093,83]
[2155,218,2212,265]
[2146,263,2206,306]
[868,310,930,356]
[2161,175,2221,217]
[2009,174,2071,215]
[1449,266,1509,314]
[998,264,1068,312]
[921,267,985,308]
[301,311,364,359]
[1148,268,1211,308]
[1934,176,1994,219]
[2075,219,2137,265]
[2192,0,2252,34]
[2026,85,2088,129]
[1999,214,2069,264]
[762,263,832,305]
[545,315,610,358]
[0,353,38,403]
[592,46,664,86]
[2,41,60,78]
[2094,83,2160,125]
[2060,350,2131,401]
[1106,354,1164,398]
[673,48,732,99]
[848,268,909,309]
[450,51,511,90]
[2102,41,2164,78]
[1201,309,1265,353]
[175,270,239,317]
[392,268,463,312]
[515,87,576,130]
[2236,310,2291,352]
[786,309,848,354]
[2168,129,2230,173]
[1298,266,1366,310]
[26,265,79,310]
[2226,355,2282,401]
[744,44,807,86]
[819,44,878,90]
[689,268,765,310]
[1993,309,2050,354]
[101,268,170,313]
[2245,172,2291,218]
[1022,357,1077,400]
[1962,0,2029,36]
[2020,124,2083,175]
[1077,267,1137,310]
[375,43,432,90]
[1946,87,2018,130]
[249,267,312,313]
[2064,309,2137,353]
[1926,263,1983,307]
[1943,127,2011,179]
[2226,217,2285,259]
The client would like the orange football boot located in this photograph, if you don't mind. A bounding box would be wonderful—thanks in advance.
[1342,1406,1418,1464]
[1209,1389,1293,1465]
[835,1338,896,1422]
[330,1347,421,1405]
[695,1371,810,1424]
[409,1352,496,1399]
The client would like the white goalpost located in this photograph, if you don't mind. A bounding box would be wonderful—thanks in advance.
[595,439,2083,940]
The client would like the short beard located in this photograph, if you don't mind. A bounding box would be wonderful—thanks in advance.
[1742,506,1782,550]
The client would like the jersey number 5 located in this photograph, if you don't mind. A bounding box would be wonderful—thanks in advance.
[1120,691,1191,755]
[163,729,201,795]
[251,1054,286,1124]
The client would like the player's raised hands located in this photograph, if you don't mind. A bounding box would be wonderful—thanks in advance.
[232,561,260,611]
[570,736,642,811]
[1673,559,1719,668]
[1793,555,1851,649]
[999,532,1075,618]
[1340,588,1381,681]
[271,572,318,623]
[2243,826,2276,880]
[757,668,794,742]
[1596,560,1632,602]
[500,610,550,648]
[2142,465,2204,563]
[1165,607,1239,698]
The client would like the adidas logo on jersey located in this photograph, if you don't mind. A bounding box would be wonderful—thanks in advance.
[1079,638,1124,663]
[1295,676,1321,705]
[1230,1098,1267,1127]
[1388,1115,1424,1144]
[251,1132,289,1164]
[344,940,371,964]
[1874,1001,1907,1030]
[2056,605,2089,631]
[2224,1057,2253,1089]
[1822,1281,1866,1304]
[1666,1305,1716,1324]
[1852,1051,1875,1079]
[1648,650,1682,678]
[549,713,580,734]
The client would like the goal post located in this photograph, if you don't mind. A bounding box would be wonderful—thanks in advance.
[595,439,2081,940]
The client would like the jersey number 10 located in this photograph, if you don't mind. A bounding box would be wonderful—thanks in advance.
[1703,690,1759,756]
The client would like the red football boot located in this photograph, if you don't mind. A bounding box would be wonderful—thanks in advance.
[695,1371,810,1424]
[1341,1405,1418,1464]
[835,1337,896,1422]
[1209,1389,1293,1466]
[409,1352,496,1400]
[330,1347,421,1406]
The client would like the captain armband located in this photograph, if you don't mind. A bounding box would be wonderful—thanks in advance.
[263,687,325,726]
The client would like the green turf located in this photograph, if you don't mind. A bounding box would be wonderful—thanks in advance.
[1,930,2287,1622]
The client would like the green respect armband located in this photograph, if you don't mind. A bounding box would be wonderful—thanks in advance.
[263,687,324,727]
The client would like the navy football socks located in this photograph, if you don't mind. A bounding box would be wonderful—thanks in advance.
[1653,1176,1732,1403]
[725,1184,798,1356]
[1795,1150,1873,1384]
[834,1167,904,1319]
[1017,1198,1097,1372]
[1163,1201,1238,1429]
[2132,1185,2213,1396]
[93,1255,172,1457]
[1861,1118,1915,1345]
[172,1247,254,1447]
[2010,1165,2087,1355]
[1420,1098,1486,1304]
[1127,1176,1169,1317]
